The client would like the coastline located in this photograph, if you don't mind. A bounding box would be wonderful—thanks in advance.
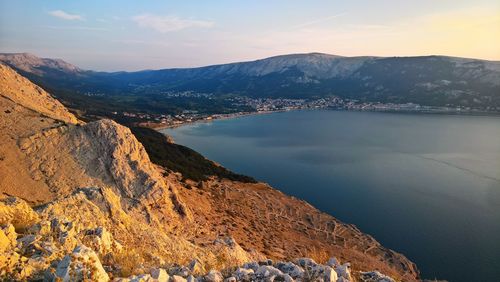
[145,109,289,131]
[146,107,500,132]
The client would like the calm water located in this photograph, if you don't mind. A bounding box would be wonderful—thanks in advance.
[162,110,500,282]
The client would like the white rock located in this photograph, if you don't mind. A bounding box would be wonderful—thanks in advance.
[234,267,254,280]
[360,271,395,282]
[242,261,259,271]
[85,226,122,254]
[335,263,352,281]
[282,273,295,282]
[256,265,283,277]
[323,266,338,282]
[54,245,109,282]
[295,257,317,268]
[151,268,169,282]
[204,270,223,282]
[188,259,204,274]
[171,266,190,277]
[275,262,304,278]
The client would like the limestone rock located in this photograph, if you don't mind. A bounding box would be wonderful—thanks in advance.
[53,245,109,282]
[360,271,395,282]
[84,226,122,254]
[323,265,338,282]
[275,262,304,279]
[334,263,352,281]
[255,265,283,278]
[188,259,205,275]
[0,224,16,252]
[0,197,39,231]
[151,268,169,282]
[204,270,223,282]
[233,267,254,280]
[242,261,259,271]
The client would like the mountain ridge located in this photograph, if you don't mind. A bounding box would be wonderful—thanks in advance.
[1,52,498,112]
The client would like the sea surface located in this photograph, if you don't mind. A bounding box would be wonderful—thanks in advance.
[162,110,500,282]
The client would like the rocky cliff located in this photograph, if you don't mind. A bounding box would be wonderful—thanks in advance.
[0,63,419,281]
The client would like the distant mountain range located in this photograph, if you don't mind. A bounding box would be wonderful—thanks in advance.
[1,52,499,109]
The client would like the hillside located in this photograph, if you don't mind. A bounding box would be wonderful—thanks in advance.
[0,63,419,281]
[1,52,499,113]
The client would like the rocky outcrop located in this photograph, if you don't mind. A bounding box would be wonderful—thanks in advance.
[52,245,109,282]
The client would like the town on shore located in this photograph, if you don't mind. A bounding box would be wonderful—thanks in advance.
[111,92,499,129]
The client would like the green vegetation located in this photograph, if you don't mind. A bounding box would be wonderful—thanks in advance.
[130,126,256,183]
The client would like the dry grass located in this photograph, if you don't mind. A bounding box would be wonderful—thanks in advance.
[306,247,330,264]
[112,248,144,277]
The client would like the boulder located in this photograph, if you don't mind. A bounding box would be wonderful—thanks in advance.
[204,270,223,282]
[242,261,259,271]
[282,274,295,282]
[334,263,352,281]
[151,268,169,282]
[255,265,283,278]
[234,267,254,280]
[188,259,205,275]
[275,262,304,278]
[323,266,338,282]
[53,245,109,282]
[295,258,317,268]
[360,271,395,282]
[170,265,191,277]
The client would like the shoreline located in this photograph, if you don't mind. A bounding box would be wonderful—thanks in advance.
[146,107,500,132]
[145,109,290,131]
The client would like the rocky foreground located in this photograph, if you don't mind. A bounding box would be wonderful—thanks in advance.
[0,196,393,282]
[0,62,419,281]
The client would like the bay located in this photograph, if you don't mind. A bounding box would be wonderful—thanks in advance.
[162,110,500,282]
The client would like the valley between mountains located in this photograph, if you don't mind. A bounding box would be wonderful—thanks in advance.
[0,62,419,281]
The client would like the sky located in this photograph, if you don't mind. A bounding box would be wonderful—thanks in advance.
[1,0,499,71]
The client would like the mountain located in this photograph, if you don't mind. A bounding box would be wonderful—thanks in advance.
[0,63,420,280]
[0,53,81,76]
[1,52,500,110]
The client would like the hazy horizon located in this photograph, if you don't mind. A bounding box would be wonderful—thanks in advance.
[1,0,499,71]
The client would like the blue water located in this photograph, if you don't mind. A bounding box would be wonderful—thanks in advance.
[162,110,500,282]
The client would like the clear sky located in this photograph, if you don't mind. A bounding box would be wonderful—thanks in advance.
[1,0,499,71]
